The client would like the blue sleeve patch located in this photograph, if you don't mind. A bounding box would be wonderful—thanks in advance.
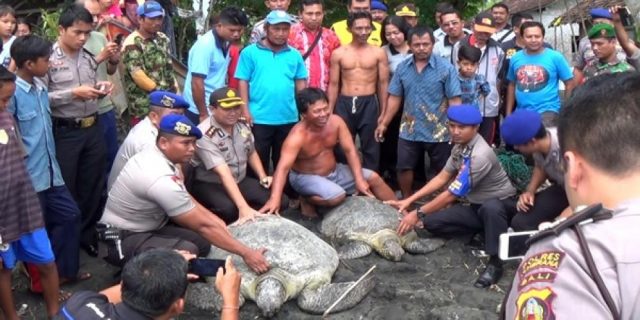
[448,155,472,197]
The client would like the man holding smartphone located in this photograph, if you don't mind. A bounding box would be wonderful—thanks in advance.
[56,249,242,320]
[503,72,640,320]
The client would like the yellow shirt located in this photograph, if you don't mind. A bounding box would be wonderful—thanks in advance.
[330,20,382,46]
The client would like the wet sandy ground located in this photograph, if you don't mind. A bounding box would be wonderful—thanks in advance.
[10,209,518,319]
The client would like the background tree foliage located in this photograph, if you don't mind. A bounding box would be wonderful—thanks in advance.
[18,0,491,61]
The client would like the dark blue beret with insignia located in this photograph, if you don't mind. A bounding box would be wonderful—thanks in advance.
[149,91,189,109]
[159,114,202,139]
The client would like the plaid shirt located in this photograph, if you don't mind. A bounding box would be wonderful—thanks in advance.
[0,111,44,244]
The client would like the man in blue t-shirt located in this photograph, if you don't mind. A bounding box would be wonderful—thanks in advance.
[235,10,308,173]
[505,21,575,127]
[183,7,248,124]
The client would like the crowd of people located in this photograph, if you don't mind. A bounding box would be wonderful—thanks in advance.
[1,0,640,318]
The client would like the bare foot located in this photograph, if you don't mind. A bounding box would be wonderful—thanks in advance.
[299,198,319,219]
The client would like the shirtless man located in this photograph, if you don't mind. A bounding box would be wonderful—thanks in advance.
[260,88,395,217]
[327,11,389,171]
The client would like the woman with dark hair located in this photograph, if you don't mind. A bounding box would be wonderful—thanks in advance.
[381,15,412,74]
[379,15,412,190]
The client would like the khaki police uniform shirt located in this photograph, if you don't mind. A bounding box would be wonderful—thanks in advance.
[100,146,194,233]
[193,117,254,184]
[532,128,564,186]
[107,117,157,190]
[444,134,516,204]
[46,42,99,118]
[505,200,640,319]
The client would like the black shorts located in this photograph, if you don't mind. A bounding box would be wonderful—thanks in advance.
[396,138,452,174]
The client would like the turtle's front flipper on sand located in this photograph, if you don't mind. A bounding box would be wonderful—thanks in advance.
[402,232,445,254]
[297,274,375,314]
[336,240,373,259]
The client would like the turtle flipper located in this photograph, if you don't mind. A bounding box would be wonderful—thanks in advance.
[337,241,373,259]
[402,232,445,254]
[297,275,375,314]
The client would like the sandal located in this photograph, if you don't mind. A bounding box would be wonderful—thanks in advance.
[59,271,92,286]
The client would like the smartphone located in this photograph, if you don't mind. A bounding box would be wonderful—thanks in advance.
[188,258,226,277]
[114,34,124,46]
[619,7,635,27]
[499,230,537,261]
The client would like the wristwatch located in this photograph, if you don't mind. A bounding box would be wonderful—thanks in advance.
[416,208,427,220]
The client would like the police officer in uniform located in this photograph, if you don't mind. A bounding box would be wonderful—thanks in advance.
[504,73,640,319]
[99,114,270,274]
[191,87,287,224]
[46,5,111,257]
[108,91,187,190]
[388,104,517,288]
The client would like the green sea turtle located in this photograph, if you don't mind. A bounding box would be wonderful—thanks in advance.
[189,215,374,317]
[319,196,445,261]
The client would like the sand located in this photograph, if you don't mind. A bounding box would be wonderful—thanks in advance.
[10,209,517,319]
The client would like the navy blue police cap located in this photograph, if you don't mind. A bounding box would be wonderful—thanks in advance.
[590,8,612,20]
[149,91,189,109]
[447,104,482,125]
[501,109,543,145]
[158,114,202,139]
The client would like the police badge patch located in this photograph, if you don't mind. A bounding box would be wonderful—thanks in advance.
[515,287,556,320]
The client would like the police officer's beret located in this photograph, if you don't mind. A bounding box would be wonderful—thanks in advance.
[590,8,612,20]
[209,87,244,108]
[588,23,615,39]
[159,114,202,139]
[501,109,543,145]
[447,104,482,125]
[149,91,189,109]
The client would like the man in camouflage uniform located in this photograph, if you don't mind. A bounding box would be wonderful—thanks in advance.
[582,23,634,83]
[121,1,176,131]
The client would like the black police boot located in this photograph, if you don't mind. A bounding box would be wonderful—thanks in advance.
[474,257,503,288]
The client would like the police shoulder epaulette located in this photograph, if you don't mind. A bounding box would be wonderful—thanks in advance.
[205,126,217,138]
[526,204,613,246]
[54,45,65,57]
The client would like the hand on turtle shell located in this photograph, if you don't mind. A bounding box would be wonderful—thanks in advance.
[397,210,419,236]
[236,207,266,225]
[259,198,282,215]
[243,247,270,274]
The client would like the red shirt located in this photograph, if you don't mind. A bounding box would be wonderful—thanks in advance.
[288,24,340,91]
[227,44,241,89]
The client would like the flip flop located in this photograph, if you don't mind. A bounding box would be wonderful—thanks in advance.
[59,289,72,303]
[59,271,92,286]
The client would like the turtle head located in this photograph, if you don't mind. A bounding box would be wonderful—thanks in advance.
[255,277,286,317]
[379,239,404,261]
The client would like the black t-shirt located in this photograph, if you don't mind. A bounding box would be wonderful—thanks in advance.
[54,291,152,320]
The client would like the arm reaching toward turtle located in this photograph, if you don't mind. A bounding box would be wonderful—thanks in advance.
[260,132,305,214]
[172,201,270,274]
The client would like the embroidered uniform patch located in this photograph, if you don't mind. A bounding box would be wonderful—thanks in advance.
[519,251,565,276]
[514,287,556,320]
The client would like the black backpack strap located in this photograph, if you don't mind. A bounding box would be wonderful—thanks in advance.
[302,28,323,60]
